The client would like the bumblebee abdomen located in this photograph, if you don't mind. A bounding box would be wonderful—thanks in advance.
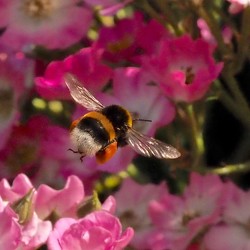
[77,117,110,145]
[70,111,116,156]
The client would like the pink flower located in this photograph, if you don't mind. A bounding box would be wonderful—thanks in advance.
[18,212,52,250]
[0,173,33,203]
[35,175,85,220]
[0,0,92,50]
[0,116,54,179]
[0,174,126,249]
[204,224,250,250]
[1,207,51,250]
[0,199,20,249]
[85,0,132,15]
[35,47,112,100]
[72,67,176,172]
[0,116,98,190]
[148,173,225,250]
[48,210,134,250]
[0,116,36,178]
[197,19,217,45]
[0,175,52,249]
[183,173,225,218]
[197,18,233,45]
[0,44,34,150]
[143,35,224,102]
[94,12,170,63]
[204,183,250,250]
[101,195,117,214]
[94,13,144,63]
[227,0,250,13]
[112,67,175,136]
[114,178,168,249]
[135,18,171,61]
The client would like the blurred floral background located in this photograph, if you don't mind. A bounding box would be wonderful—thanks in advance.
[0,0,250,249]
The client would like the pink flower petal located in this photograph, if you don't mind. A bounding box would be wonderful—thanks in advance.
[48,211,134,250]
[204,224,250,250]
[19,212,52,249]
[143,35,224,102]
[0,1,93,50]
[115,178,168,249]
[0,205,21,249]
[101,195,117,214]
[149,173,226,249]
[35,175,84,219]
[35,47,112,100]
[0,174,33,203]
[47,218,76,250]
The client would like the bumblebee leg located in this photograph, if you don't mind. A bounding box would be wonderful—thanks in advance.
[80,155,85,162]
[68,148,79,154]
[68,149,85,162]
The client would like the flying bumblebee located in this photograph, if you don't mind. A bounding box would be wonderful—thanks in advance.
[65,73,181,164]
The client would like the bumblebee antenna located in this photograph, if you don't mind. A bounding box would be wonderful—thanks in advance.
[133,118,152,122]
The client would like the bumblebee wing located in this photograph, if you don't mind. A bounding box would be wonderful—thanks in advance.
[126,128,181,159]
[64,73,105,111]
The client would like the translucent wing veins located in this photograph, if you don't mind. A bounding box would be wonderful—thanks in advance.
[64,73,104,111]
[64,74,181,160]
[126,128,181,159]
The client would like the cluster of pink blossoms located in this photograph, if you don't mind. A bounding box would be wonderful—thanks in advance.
[114,173,250,250]
[0,5,224,174]
[0,0,248,249]
[1,172,250,249]
[0,0,132,50]
[0,174,133,249]
[227,0,250,13]
[34,13,223,172]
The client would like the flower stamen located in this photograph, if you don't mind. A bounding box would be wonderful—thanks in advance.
[184,66,195,85]
[22,0,53,19]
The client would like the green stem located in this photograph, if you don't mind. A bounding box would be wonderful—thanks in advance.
[155,0,182,35]
[234,6,250,73]
[220,93,250,127]
[219,74,250,129]
[134,0,165,24]
[207,161,250,175]
[185,104,205,169]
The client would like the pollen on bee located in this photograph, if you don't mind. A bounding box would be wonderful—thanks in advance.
[96,141,118,164]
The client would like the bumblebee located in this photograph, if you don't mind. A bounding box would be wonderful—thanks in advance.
[65,73,181,164]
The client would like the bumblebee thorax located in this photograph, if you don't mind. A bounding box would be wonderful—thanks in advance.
[101,105,133,131]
